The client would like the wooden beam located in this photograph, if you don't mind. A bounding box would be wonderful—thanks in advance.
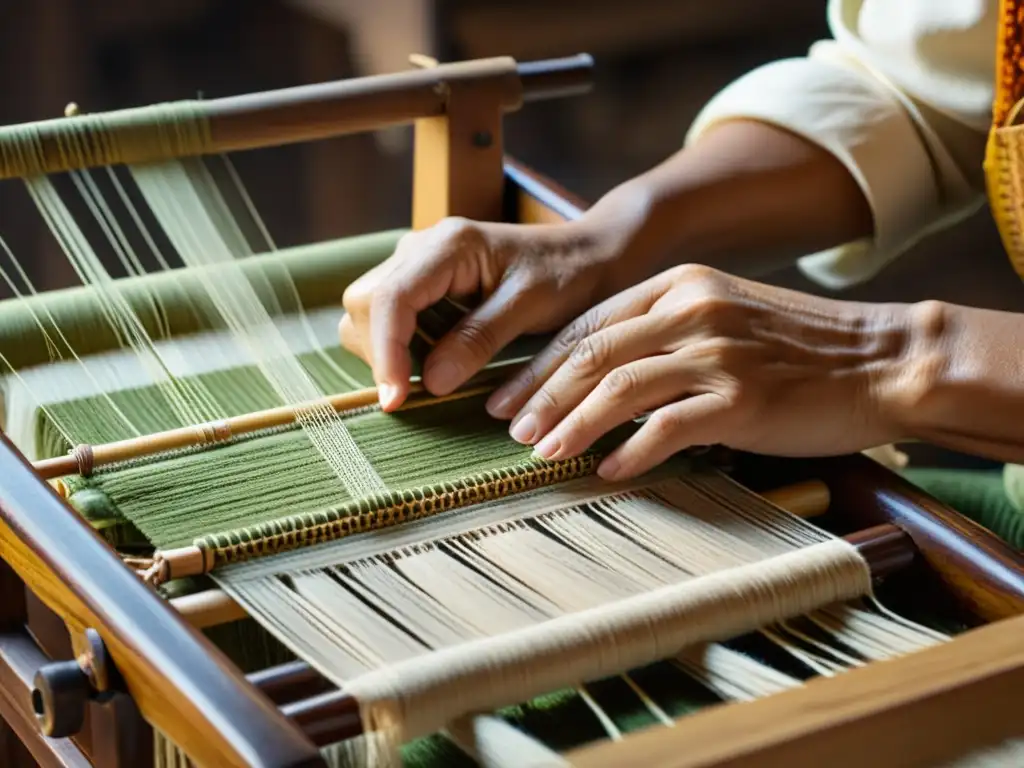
[0,432,324,768]
[411,57,512,228]
[569,614,1024,767]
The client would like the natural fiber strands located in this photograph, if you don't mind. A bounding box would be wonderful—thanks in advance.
[0,101,212,178]
[125,157,385,497]
[62,392,605,550]
[345,538,869,745]
[0,230,402,370]
[214,473,946,764]
[942,739,1024,767]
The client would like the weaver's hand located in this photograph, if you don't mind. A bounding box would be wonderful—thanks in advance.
[341,214,641,410]
[489,265,924,481]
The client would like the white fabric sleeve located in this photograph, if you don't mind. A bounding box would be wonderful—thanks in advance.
[684,41,987,290]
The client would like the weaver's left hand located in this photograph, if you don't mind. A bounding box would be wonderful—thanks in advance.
[486,264,921,481]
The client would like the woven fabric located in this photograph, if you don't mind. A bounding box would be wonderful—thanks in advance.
[903,467,1024,549]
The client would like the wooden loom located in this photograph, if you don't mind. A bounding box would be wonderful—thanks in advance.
[0,53,1022,768]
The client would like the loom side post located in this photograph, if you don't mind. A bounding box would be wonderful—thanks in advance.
[0,432,325,768]
[411,55,511,227]
[0,55,594,180]
[567,611,1024,768]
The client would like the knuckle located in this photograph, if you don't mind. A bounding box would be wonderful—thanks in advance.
[454,317,500,361]
[600,366,640,402]
[673,296,732,329]
[343,277,373,311]
[646,409,682,441]
[550,319,589,358]
[529,385,561,414]
[434,216,480,246]
[568,335,609,378]
[671,262,718,284]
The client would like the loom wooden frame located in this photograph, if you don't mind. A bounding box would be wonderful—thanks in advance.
[0,54,1022,768]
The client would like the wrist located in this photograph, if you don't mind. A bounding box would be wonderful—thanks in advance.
[874,300,961,441]
[574,178,667,295]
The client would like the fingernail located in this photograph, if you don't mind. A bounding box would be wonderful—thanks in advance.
[378,383,400,411]
[534,433,561,460]
[510,413,538,444]
[424,360,460,395]
[598,456,621,480]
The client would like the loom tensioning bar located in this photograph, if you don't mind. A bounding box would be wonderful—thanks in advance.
[0,54,593,180]
[272,523,916,748]
[35,376,510,482]
[168,479,834,630]
[30,522,916,749]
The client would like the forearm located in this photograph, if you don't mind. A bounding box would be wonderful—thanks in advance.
[893,301,1024,464]
[580,120,874,289]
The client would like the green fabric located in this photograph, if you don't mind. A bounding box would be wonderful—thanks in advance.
[1001,462,1024,513]
[69,393,629,550]
[902,467,1024,549]
[35,345,375,459]
[0,230,404,370]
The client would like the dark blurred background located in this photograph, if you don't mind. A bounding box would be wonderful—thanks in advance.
[1,0,1020,467]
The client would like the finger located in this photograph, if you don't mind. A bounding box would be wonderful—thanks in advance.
[421,274,534,396]
[513,313,679,447]
[338,314,365,360]
[597,393,732,481]
[532,353,692,461]
[485,277,666,420]
[368,251,466,410]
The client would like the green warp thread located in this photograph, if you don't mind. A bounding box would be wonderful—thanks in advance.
[198,453,599,567]
[0,101,212,179]
[0,229,403,370]
[35,344,374,458]
[68,394,624,551]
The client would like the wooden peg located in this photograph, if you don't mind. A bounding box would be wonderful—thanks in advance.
[409,53,440,69]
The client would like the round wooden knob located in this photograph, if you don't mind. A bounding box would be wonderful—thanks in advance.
[32,660,91,738]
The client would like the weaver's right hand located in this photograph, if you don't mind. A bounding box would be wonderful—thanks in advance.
[340,214,639,413]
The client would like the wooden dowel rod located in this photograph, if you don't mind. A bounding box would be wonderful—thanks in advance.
[209,56,521,155]
[35,377,505,482]
[281,689,360,749]
[210,54,591,148]
[170,588,248,630]
[518,54,596,102]
[0,55,593,180]
[847,524,916,579]
[248,660,335,706]
[275,522,918,747]
[169,479,834,630]
[761,480,829,518]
